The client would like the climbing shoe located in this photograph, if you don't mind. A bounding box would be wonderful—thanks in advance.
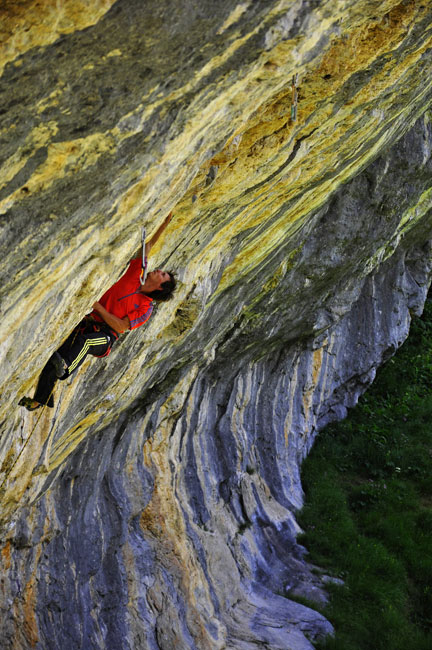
[51,352,68,378]
[18,397,42,411]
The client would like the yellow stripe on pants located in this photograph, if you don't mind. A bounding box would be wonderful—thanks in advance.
[68,337,108,373]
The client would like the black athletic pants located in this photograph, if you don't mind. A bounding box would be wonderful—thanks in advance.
[34,320,114,407]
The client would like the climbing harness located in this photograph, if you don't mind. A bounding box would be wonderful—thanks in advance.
[139,227,147,286]
[291,73,298,122]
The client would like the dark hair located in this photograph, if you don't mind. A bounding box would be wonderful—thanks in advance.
[146,272,176,302]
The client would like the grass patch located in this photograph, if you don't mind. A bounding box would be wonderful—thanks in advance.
[298,300,432,650]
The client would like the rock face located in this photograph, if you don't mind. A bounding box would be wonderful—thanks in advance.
[1,1,432,648]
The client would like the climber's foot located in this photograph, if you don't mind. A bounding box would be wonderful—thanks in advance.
[18,397,42,411]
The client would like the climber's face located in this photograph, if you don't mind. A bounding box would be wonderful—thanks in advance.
[142,269,171,292]
[148,270,171,288]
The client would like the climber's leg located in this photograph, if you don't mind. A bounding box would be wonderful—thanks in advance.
[19,354,60,410]
[58,324,111,376]
[32,357,59,407]
[19,323,111,410]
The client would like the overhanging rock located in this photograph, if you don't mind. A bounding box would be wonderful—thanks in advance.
[1,1,432,648]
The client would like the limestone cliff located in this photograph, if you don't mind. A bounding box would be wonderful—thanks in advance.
[1,1,432,648]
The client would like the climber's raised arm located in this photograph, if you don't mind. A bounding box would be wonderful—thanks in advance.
[145,211,173,256]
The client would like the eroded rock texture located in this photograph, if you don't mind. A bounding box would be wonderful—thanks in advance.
[1,1,432,648]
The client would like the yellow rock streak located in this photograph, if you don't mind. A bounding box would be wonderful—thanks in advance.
[0,0,117,76]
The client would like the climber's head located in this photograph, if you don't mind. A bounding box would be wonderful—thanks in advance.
[142,269,176,302]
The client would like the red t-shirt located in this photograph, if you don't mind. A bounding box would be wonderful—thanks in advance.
[91,258,154,332]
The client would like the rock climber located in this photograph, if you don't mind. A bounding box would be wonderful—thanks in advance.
[19,212,176,411]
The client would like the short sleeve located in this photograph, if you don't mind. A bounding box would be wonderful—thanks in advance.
[128,301,153,330]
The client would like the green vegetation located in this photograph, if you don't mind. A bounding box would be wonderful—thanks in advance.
[298,300,432,650]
